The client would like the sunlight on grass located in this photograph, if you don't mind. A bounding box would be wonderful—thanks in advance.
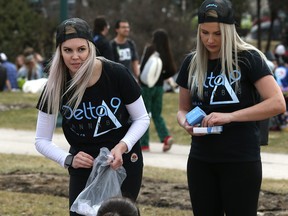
[0,92,39,130]
[0,108,38,130]
[266,131,288,154]
[0,92,39,104]
[262,178,288,194]
[144,166,187,183]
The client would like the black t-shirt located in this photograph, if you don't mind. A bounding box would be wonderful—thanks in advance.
[37,60,141,157]
[110,39,139,75]
[176,50,271,162]
[93,34,114,61]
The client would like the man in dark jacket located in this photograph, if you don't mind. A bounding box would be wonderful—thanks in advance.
[93,16,114,61]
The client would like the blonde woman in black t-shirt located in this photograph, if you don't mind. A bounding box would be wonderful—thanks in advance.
[176,0,286,215]
[35,18,150,216]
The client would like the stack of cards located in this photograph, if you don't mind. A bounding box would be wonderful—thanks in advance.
[193,126,223,134]
[186,106,223,134]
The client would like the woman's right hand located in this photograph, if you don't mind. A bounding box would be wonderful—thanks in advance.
[72,151,94,169]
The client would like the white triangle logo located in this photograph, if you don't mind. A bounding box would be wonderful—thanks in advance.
[210,75,239,105]
[93,100,122,137]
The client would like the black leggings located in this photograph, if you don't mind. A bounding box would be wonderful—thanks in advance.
[187,157,262,216]
[68,145,143,216]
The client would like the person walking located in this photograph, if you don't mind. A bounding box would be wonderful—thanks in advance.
[110,19,140,80]
[176,0,286,215]
[35,17,150,216]
[140,29,177,152]
[93,16,114,60]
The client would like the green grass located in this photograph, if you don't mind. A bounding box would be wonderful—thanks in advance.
[0,153,66,175]
[0,191,69,216]
[0,92,39,130]
[266,131,288,153]
[0,92,37,104]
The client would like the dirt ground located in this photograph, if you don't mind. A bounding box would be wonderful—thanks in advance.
[0,172,287,215]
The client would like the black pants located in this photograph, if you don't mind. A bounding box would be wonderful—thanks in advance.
[68,144,143,216]
[187,157,262,216]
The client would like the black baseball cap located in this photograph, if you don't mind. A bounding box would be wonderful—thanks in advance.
[198,0,235,25]
[56,17,94,47]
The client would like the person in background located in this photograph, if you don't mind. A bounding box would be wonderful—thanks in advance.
[272,49,288,131]
[18,47,43,81]
[0,52,18,90]
[176,0,286,215]
[139,29,177,152]
[0,64,11,91]
[93,16,114,60]
[110,19,140,80]
[96,196,140,216]
[15,54,25,71]
[265,50,277,72]
[35,17,150,216]
[274,44,288,67]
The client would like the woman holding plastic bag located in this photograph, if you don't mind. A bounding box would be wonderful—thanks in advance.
[35,18,150,216]
[70,147,127,215]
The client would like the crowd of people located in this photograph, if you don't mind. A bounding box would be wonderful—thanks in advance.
[2,0,288,215]
[265,43,288,131]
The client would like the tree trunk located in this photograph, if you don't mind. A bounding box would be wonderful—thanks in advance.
[257,0,261,50]
[265,0,277,52]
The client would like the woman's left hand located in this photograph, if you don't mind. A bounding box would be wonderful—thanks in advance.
[109,141,127,170]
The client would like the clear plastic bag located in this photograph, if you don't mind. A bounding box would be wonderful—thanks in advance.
[70,147,127,216]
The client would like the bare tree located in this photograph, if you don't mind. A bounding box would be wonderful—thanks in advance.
[257,0,262,50]
[265,0,279,52]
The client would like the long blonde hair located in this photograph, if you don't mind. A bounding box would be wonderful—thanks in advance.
[188,11,267,99]
[39,40,97,117]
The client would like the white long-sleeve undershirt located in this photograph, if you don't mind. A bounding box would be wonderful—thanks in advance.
[121,96,150,152]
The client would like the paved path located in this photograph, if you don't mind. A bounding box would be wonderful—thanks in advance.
[1,128,288,180]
